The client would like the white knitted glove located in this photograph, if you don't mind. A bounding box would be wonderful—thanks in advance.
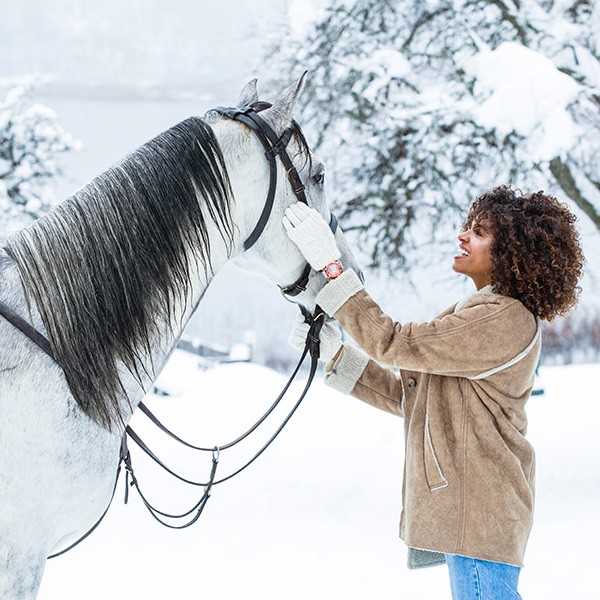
[288,314,343,363]
[282,202,340,271]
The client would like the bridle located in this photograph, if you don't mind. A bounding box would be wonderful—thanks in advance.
[116,103,335,530]
[0,103,336,555]
[213,101,338,300]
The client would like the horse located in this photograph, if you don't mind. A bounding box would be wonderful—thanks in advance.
[0,75,360,599]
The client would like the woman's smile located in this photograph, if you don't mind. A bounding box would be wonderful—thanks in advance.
[452,221,494,289]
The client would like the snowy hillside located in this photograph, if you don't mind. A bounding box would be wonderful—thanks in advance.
[38,351,600,600]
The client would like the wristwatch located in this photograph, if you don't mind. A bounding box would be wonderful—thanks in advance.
[322,260,344,281]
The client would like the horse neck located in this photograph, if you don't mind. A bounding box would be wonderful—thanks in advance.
[139,231,233,399]
[141,140,263,388]
[137,124,283,401]
[3,115,246,431]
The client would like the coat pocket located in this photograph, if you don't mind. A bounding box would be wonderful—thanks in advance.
[424,414,448,492]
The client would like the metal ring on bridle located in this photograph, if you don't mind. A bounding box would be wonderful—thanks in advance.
[42,102,342,550]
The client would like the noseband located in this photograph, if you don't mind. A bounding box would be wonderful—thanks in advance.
[213,102,338,299]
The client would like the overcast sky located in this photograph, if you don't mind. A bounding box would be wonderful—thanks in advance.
[1,0,293,96]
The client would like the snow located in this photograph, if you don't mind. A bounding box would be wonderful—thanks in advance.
[464,42,582,161]
[0,78,80,235]
[228,342,252,362]
[572,164,600,216]
[288,0,327,39]
[38,352,600,599]
[359,48,411,80]
[358,48,412,102]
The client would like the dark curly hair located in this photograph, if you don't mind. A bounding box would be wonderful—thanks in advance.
[463,185,584,321]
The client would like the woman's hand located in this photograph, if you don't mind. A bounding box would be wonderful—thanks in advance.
[283,202,341,271]
[288,314,343,363]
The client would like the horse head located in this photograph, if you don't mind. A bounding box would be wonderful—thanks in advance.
[2,75,362,433]
[206,75,362,314]
[0,79,365,599]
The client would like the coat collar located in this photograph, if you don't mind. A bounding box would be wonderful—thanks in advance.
[454,284,495,313]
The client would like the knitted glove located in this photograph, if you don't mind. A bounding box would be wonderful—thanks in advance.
[288,314,343,363]
[282,202,340,271]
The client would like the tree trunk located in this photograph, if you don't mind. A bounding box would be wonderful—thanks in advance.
[549,157,600,231]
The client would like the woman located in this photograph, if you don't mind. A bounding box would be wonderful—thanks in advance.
[283,186,584,599]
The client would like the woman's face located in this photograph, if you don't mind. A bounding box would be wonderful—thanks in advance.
[453,218,494,290]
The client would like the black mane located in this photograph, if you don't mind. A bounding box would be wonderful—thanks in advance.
[5,117,234,430]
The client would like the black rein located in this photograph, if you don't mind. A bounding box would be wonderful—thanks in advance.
[121,102,333,529]
[0,103,335,556]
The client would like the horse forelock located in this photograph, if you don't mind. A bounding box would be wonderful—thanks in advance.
[4,116,234,430]
[288,120,313,174]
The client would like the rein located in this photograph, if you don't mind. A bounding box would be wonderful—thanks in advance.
[0,103,335,556]
[0,298,54,359]
[122,312,324,529]
[121,102,334,529]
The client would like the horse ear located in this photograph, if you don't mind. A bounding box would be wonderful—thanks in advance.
[264,72,308,134]
[238,79,259,107]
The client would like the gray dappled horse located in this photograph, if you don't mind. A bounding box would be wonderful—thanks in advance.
[0,76,359,599]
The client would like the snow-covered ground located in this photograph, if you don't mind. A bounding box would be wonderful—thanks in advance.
[38,352,599,599]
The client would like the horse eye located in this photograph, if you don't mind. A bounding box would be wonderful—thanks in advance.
[312,172,325,185]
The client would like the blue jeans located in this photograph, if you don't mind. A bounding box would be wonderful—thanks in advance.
[445,554,523,599]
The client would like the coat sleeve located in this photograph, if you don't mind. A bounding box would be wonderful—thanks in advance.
[323,344,404,417]
[315,270,537,379]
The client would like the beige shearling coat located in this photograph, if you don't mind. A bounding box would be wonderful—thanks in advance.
[315,270,541,568]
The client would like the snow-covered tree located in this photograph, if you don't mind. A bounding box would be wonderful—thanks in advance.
[0,78,78,235]
[268,0,600,271]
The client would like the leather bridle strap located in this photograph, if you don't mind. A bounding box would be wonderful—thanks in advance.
[214,104,340,299]
[0,300,54,360]
[214,104,303,251]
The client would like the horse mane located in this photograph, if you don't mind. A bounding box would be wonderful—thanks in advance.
[5,116,234,430]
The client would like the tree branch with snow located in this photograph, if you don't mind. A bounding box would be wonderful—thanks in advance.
[267,0,600,272]
[0,78,79,237]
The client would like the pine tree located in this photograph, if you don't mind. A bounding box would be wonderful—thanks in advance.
[0,78,78,235]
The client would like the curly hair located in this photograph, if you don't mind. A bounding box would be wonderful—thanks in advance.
[463,185,584,321]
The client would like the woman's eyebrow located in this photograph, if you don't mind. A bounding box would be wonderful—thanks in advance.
[473,218,493,231]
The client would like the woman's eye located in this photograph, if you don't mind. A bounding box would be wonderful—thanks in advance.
[312,172,325,185]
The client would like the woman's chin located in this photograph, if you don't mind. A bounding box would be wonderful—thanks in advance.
[451,260,464,274]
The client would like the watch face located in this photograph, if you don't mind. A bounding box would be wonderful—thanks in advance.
[325,262,343,278]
